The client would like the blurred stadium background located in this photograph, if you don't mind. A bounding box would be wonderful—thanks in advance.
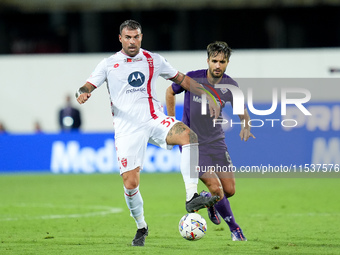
[0,0,339,174]
[1,0,340,53]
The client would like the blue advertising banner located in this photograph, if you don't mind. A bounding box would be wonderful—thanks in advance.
[0,133,181,174]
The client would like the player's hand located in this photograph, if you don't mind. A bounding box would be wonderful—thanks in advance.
[77,93,91,104]
[207,96,220,119]
[239,128,256,141]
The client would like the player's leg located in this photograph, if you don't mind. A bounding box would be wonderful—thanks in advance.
[216,171,235,197]
[197,148,225,199]
[199,147,247,241]
[149,115,219,212]
[122,167,146,229]
[122,167,149,246]
[200,171,224,198]
[166,121,199,201]
[215,155,247,241]
[199,169,224,225]
[202,172,246,240]
[215,172,240,230]
[116,132,149,246]
[166,121,220,211]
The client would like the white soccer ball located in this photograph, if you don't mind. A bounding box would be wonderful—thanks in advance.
[178,213,207,240]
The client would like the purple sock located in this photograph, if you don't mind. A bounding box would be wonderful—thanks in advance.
[214,196,240,231]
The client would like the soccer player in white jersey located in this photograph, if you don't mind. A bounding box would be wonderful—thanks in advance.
[75,20,220,246]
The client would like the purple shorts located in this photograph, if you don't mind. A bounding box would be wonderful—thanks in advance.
[198,142,232,177]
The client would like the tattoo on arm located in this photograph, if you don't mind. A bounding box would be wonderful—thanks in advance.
[79,87,90,93]
[177,74,186,86]
[76,83,95,98]
[75,87,87,98]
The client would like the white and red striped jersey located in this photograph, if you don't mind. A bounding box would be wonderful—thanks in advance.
[86,48,178,137]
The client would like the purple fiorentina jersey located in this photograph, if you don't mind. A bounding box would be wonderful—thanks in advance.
[171,69,239,145]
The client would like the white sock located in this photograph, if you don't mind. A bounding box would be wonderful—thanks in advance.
[124,186,147,229]
[181,143,199,201]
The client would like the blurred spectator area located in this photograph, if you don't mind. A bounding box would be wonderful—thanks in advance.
[0,0,340,54]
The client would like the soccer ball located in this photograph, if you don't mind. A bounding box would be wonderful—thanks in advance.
[178,213,207,240]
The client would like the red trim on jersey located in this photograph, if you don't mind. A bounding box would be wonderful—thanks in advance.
[168,71,179,80]
[86,81,98,88]
[142,51,158,119]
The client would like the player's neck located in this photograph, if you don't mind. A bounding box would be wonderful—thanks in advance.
[121,49,140,57]
[206,72,222,86]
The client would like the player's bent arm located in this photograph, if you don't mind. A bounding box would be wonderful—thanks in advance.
[171,72,220,119]
[75,82,96,104]
[171,72,201,96]
[238,108,255,141]
[165,86,176,117]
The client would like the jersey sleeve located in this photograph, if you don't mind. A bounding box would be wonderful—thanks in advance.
[171,70,198,94]
[171,82,185,94]
[158,55,178,80]
[86,58,107,88]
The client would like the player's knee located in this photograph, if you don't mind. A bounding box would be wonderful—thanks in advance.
[122,170,140,189]
[124,180,138,190]
[224,185,236,198]
[221,177,235,197]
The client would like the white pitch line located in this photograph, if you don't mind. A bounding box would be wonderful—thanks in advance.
[0,204,123,221]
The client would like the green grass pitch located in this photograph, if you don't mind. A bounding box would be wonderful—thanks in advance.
[0,173,339,255]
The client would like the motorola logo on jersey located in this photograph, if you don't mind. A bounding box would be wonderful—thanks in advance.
[128,71,145,87]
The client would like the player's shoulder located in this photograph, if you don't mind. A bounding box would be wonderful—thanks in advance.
[186,69,206,78]
[98,52,122,67]
[221,74,239,87]
[106,51,124,61]
[141,49,166,63]
[140,48,157,57]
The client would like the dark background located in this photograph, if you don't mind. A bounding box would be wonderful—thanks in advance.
[1,1,340,54]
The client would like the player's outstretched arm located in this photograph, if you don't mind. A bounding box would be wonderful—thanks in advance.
[75,82,96,104]
[239,108,256,141]
[165,86,176,117]
[171,72,220,119]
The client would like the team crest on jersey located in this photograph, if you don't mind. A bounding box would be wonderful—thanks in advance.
[121,158,127,168]
[128,71,145,87]
[147,57,154,67]
[220,87,228,94]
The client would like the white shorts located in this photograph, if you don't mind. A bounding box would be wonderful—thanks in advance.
[115,112,179,175]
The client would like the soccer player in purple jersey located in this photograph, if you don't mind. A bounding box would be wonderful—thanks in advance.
[166,41,255,241]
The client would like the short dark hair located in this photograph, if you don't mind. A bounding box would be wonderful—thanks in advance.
[119,20,142,34]
[207,41,232,61]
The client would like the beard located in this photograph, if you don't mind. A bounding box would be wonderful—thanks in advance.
[209,69,224,79]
